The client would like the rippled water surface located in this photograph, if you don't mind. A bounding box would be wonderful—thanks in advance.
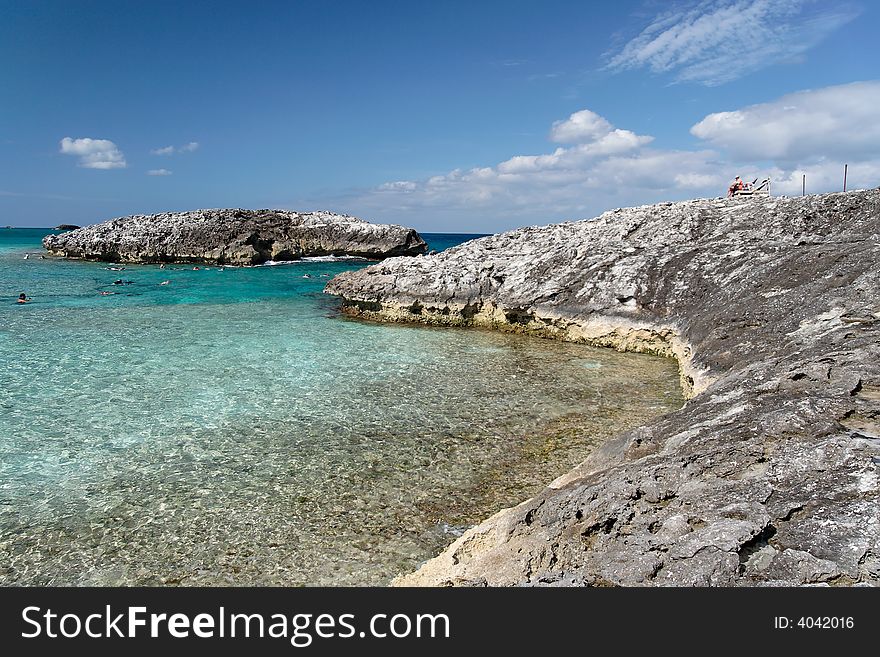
[0,228,682,585]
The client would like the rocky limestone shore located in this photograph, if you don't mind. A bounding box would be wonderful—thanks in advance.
[326,190,880,586]
[42,209,427,264]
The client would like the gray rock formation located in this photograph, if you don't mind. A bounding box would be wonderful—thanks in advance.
[326,190,880,586]
[43,209,426,264]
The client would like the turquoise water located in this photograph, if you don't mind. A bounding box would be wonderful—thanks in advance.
[0,228,682,585]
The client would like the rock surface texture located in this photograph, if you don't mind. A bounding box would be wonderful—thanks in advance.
[43,210,427,264]
[326,190,880,586]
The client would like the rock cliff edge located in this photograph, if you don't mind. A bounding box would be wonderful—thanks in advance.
[326,190,880,586]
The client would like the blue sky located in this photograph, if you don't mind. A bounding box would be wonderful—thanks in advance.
[1,0,877,232]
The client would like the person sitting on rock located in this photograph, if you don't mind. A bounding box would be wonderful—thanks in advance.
[727,176,744,197]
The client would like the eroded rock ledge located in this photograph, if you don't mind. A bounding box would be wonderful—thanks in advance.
[43,209,427,264]
[326,190,880,586]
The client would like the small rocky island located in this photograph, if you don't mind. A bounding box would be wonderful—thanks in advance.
[43,209,427,264]
[327,190,880,586]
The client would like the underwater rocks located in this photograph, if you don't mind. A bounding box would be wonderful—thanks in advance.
[326,190,880,587]
[43,209,427,264]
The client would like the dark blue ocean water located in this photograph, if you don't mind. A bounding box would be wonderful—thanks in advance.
[0,228,681,585]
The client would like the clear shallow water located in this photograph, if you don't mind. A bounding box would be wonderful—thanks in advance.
[0,228,682,585]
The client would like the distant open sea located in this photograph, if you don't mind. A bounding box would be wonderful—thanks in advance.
[0,228,682,585]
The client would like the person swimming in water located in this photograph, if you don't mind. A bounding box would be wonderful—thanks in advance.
[17,293,30,304]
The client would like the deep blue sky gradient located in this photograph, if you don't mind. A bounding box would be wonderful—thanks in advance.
[1,0,877,229]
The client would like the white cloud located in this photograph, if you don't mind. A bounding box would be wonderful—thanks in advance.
[147,169,172,176]
[315,80,879,232]
[343,109,714,229]
[605,0,859,86]
[690,81,880,162]
[150,141,199,155]
[59,137,126,169]
[550,109,612,143]
[764,160,880,196]
[496,112,654,176]
[673,172,718,188]
[378,181,417,191]
[496,130,654,175]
